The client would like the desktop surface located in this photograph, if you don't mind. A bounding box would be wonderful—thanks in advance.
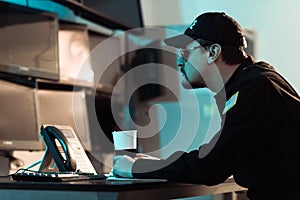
[1,177,169,191]
[0,176,245,200]
[0,175,241,191]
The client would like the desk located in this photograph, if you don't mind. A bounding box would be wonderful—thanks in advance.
[0,177,246,200]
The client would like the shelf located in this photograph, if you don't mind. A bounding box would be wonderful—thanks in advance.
[35,78,116,95]
[51,0,133,30]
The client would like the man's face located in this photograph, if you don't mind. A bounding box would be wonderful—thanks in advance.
[177,41,209,89]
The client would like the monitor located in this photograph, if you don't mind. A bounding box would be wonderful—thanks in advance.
[36,88,92,151]
[58,21,94,86]
[0,79,44,150]
[0,1,59,80]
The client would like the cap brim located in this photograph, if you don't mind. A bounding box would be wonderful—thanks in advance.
[164,34,196,48]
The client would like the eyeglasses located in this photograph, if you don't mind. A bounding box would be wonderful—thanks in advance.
[179,45,202,62]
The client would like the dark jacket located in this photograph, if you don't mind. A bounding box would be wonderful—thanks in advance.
[132,57,300,200]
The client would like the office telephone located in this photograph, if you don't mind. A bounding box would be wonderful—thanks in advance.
[39,125,96,174]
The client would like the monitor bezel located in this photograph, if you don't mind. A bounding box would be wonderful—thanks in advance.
[0,1,60,81]
[0,79,45,151]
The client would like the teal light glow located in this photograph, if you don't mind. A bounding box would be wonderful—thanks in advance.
[28,0,76,21]
[1,0,26,6]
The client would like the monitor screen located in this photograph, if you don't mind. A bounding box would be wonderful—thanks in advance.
[58,21,94,86]
[36,88,92,151]
[0,2,59,80]
[0,80,44,150]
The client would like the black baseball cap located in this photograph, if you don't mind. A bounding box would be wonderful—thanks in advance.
[164,12,247,48]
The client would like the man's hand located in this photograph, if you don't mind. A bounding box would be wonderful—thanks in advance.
[112,155,135,178]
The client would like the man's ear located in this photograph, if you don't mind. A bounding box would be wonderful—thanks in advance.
[207,44,221,64]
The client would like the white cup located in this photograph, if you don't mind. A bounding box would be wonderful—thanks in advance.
[112,130,137,153]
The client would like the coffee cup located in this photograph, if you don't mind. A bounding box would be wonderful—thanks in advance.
[112,130,137,157]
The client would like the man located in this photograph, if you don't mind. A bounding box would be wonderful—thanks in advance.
[113,12,300,200]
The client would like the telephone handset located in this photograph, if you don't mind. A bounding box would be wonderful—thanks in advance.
[39,125,96,174]
[40,125,77,171]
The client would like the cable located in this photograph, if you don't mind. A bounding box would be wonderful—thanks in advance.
[0,168,29,179]
[24,160,42,171]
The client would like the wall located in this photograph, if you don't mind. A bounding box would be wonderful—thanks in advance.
[140,0,183,26]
